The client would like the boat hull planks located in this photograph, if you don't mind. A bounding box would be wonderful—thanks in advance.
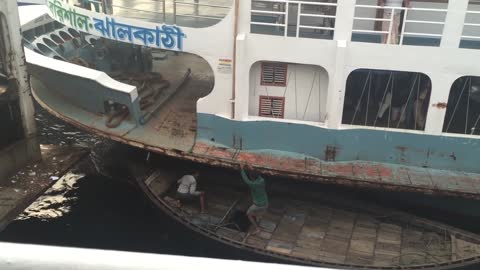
[130,161,480,270]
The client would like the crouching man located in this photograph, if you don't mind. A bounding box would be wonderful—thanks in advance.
[176,172,206,213]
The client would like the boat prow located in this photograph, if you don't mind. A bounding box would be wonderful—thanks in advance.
[131,162,480,269]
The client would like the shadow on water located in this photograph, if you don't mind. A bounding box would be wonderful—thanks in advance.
[0,173,279,264]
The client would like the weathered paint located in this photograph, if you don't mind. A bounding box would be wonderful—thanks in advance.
[197,113,480,174]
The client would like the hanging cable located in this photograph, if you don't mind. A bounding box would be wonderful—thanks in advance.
[302,71,317,120]
[350,71,371,125]
[471,113,480,135]
[396,73,419,129]
[465,77,472,134]
[294,65,298,119]
[374,72,393,127]
[446,77,470,133]
[365,72,372,126]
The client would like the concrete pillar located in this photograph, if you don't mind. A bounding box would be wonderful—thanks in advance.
[0,1,41,181]
[440,0,469,48]
[3,1,38,140]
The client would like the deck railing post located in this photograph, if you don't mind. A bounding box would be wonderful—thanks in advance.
[296,2,301,37]
[173,0,177,25]
[399,8,408,45]
[440,0,469,48]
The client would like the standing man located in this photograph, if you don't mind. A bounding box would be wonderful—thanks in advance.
[176,172,206,213]
[379,0,411,44]
[240,164,268,235]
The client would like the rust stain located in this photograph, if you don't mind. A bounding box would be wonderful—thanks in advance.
[325,145,337,161]
[433,102,448,109]
[33,89,480,200]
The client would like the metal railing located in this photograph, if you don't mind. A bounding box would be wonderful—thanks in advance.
[462,10,480,41]
[69,0,232,27]
[173,0,231,25]
[352,5,447,46]
[250,0,337,39]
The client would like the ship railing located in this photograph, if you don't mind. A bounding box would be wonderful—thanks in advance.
[109,0,167,23]
[173,0,231,25]
[250,0,337,39]
[461,10,480,49]
[352,4,447,47]
[68,0,232,28]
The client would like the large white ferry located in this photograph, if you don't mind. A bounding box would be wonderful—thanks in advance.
[17,0,480,201]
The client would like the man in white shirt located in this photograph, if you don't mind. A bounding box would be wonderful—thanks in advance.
[176,172,206,213]
[380,0,412,44]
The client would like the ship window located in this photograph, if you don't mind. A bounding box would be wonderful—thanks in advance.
[42,38,57,48]
[342,69,431,131]
[50,34,64,44]
[261,62,287,86]
[68,28,81,38]
[443,76,480,135]
[259,95,285,118]
[59,31,72,41]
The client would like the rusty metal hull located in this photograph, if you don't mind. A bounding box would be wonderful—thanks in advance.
[29,73,480,202]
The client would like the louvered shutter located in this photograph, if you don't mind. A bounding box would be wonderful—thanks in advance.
[259,96,285,118]
[261,62,287,86]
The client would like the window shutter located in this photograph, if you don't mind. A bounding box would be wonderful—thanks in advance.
[261,62,287,86]
[259,96,285,118]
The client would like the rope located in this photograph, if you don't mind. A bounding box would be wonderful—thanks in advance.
[471,113,480,135]
[302,71,317,120]
[446,77,470,133]
[465,78,472,134]
[350,71,372,125]
[365,72,372,125]
[295,65,298,119]
[396,73,419,128]
[373,72,393,127]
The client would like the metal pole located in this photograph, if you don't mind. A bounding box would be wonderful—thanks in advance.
[194,0,199,18]
[387,7,395,44]
[296,3,301,37]
[173,1,177,24]
[399,8,408,45]
[231,0,239,119]
[163,0,166,23]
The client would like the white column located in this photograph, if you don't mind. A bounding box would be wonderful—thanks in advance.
[234,34,249,120]
[424,73,455,135]
[325,0,355,129]
[440,0,469,48]
[326,40,347,129]
[333,0,356,41]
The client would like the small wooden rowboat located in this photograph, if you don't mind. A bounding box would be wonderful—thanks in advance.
[131,164,480,270]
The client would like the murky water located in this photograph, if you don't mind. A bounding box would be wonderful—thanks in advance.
[1,103,479,269]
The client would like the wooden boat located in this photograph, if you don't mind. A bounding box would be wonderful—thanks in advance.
[130,163,480,270]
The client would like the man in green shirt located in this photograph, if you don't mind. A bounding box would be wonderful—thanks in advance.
[240,164,268,235]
